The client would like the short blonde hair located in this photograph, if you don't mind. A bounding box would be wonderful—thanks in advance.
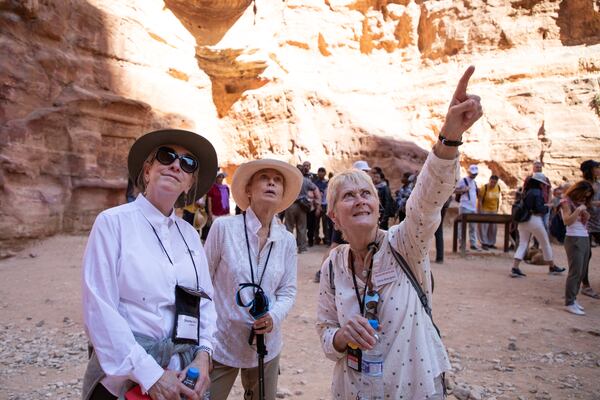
[327,169,378,217]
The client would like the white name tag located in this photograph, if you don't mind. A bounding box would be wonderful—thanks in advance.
[372,265,398,287]
[176,314,199,340]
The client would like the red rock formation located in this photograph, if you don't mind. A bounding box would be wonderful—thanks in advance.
[1,0,599,255]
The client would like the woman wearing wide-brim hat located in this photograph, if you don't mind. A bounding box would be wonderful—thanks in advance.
[204,159,302,400]
[511,172,565,277]
[82,129,218,400]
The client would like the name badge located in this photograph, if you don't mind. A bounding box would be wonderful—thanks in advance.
[372,264,398,287]
[176,315,199,341]
[346,344,362,372]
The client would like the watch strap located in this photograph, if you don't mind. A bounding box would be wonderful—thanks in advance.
[438,134,463,147]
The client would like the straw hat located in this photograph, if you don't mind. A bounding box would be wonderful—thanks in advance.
[127,129,218,203]
[231,159,303,213]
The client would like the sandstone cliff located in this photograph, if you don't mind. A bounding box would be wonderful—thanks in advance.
[1,0,599,255]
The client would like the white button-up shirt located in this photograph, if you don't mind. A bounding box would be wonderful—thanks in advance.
[205,207,297,368]
[82,195,216,395]
[316,152,459,400]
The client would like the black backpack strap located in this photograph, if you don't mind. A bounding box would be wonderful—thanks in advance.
[328,259,335,291]
[387,241,440,337]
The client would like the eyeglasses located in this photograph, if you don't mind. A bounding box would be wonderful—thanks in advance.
[155,146,198,174]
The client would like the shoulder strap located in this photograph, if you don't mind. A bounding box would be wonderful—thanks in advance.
[463,177,471,200]
[328,259,335,290]
[387,242,440,337]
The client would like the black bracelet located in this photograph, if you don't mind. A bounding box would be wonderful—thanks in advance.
[438,134,463,147]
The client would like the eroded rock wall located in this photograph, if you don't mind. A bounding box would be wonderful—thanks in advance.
[1,0,599,254]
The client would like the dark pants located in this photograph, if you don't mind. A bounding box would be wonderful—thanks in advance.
[583,232,600,286]
[434,206,448,262]
[308,205,331,245]
[90,384,117,400]
[307,209,317,246]
[564,236,591,305]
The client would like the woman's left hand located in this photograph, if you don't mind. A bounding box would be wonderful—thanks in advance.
[178,351,211,398]
[252,313,274,334]
[440,65,483,140]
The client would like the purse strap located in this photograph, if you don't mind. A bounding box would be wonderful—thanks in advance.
[387,241,440,337]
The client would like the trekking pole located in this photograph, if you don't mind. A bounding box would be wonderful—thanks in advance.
[256,332,267,400]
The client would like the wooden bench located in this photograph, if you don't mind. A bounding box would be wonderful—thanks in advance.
[452,213,513,257]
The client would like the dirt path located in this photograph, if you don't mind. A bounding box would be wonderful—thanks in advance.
[1,229,599,399]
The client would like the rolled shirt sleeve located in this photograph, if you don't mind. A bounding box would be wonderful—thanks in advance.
[388,152,459,298]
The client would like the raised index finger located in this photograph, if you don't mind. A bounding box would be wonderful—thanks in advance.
[453,65,475,102]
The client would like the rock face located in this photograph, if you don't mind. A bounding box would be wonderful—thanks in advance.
[1,0,600,254]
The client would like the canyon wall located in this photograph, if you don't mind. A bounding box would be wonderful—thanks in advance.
[1,0,599,255]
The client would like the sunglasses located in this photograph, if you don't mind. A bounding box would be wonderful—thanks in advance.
[155,146,198,174]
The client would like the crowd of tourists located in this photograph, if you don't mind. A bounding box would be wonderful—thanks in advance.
[78,65,597,400]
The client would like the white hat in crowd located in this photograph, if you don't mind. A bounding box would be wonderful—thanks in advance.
[352,160,371,171]
[468,164,479,174]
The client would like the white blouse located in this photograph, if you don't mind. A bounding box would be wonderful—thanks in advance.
[82,195,216,396]
[316,152,459,399]
[204,207,297,368]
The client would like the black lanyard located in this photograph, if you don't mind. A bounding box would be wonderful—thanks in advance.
[243,211,274,288]
[348,250,374,316]
[144,215,199,291]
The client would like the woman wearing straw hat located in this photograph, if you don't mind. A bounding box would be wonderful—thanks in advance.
[82,129,218,400]
[204,159,302,400]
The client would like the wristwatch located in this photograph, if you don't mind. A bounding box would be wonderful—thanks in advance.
[438,134,463,147]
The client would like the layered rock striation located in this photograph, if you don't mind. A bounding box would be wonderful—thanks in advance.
[1,0,599,254]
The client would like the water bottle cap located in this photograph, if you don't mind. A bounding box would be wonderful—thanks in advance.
[187,367,199,379]
[368,319,379,330]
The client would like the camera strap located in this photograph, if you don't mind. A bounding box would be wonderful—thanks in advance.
[143,215,199,290]
[243,211,274,288]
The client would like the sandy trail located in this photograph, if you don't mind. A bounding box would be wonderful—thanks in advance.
[1,227,599,399]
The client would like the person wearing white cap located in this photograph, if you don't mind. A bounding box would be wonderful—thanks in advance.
[511,172,564,277]
[204,159,303,400]
[352,160,371,172]
[454,164,481,251]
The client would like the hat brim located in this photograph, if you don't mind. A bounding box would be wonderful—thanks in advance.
[128,129,218,203]
[231,159,303,214]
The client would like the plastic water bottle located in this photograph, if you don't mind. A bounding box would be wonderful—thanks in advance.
[360,320,384,400]
[182,367,211,399]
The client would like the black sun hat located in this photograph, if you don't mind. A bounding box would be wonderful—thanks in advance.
[127,129,218,203]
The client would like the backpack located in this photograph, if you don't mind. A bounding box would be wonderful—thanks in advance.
[549,212,566,243]
[511,193,531,223]
[455,177,477,203]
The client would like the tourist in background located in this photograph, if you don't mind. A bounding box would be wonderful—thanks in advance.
[510,173,564,277]
[207,171,231,223]
[560,180,595,315]
[579,160,600,299]
[523,161,552,230]
[477,175,502,249]
[371,168,395,230]
[455,164,481,251]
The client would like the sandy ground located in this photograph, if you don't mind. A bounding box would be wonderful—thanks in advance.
[1,226,599,400]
